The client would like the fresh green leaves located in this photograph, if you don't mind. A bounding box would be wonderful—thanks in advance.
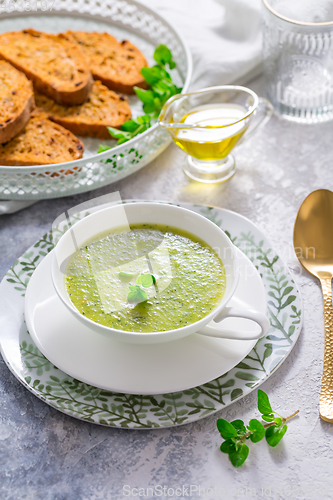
[216,419,237,439]
[217,390,298,467]
[140,65,168,86]
[154,44,176,69]
[136,274,155,288]
[99,44,182,150]
[257,389,273,415]
[261,414,275,422]
[217,419,249,467]
[126,273,156,304]
[104,115,151,147]
[134,88,159,115]
[265,424,288,447]
[230,419,247,434]
[229,445,249,468]
[123,116,151,130]
[136,60,181,118]
[216,419,248,467]
[133,46,181,120]
[248,419,265,443]
[127,285,148,304]
[140,71,181,118]
[220,439,236,454]
[257,389,275,422]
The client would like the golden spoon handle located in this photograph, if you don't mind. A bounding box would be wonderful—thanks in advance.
[319,275,333,422]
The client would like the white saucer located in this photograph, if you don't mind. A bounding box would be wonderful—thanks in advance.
[24,248,267,395]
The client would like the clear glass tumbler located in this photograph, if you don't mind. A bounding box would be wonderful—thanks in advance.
[263,0,333,123]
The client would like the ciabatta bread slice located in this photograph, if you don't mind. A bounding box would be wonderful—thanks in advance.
[0,30,93,106]
[63,31,148,94]
[0,111,84,166]
[0,60,35,144]
[35,80,131,139]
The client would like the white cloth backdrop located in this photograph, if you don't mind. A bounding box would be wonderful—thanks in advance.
[0,0,262,214]
[141,0,262,89]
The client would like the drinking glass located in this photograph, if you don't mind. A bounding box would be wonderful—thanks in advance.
[159,86,272,183]
[263,0,333,123]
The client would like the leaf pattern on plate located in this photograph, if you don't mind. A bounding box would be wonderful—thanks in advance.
[3,202,302,428]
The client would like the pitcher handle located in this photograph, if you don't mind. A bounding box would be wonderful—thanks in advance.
[237,97,273,146]
[198,306,270,341]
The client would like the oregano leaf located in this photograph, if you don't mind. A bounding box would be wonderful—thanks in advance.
[217,391,298,467]
[220,439,236,454]
[248,419,265,443]
[229,444,249,467]
[257,389,273,415]
[121,119,141,132]
[265,424,288,447]
[231,419,247,434]
[99,45,181,149]
[154,44,171,64]
[134,88,155,104]
[127,285,148,304]
[261,414,275,422]
[136,274,155,288]
[216,419,238,439]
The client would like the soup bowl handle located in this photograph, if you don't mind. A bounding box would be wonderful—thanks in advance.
[198,307,270,341]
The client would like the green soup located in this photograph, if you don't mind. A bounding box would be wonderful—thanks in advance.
[65,224,226,333]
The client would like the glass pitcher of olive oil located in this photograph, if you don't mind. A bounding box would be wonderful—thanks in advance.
[159,86,273,183]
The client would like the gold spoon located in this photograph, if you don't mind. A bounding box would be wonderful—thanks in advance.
[294,189,333,422]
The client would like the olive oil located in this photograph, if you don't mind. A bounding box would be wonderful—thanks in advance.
[173,103,248,161]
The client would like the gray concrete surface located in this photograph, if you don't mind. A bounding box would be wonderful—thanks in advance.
[1,77,333,500]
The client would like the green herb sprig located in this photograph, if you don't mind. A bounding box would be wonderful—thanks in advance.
[217,390,299,467]
[106,116,152,146]
[122,273,156,304]
[98,44,182,151]
[127,285,148,304]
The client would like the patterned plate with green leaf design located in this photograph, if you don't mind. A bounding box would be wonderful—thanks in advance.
[0,202,302,429]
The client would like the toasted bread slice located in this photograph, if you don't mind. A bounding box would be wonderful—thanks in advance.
[0,30,93,106]
[35,80,131,139]
[64,31,148,94]
[0,60,35,144]
[0,111,84,166]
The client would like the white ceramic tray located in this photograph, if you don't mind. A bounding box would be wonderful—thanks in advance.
[0,0,192,200]
[0,202,303,429]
